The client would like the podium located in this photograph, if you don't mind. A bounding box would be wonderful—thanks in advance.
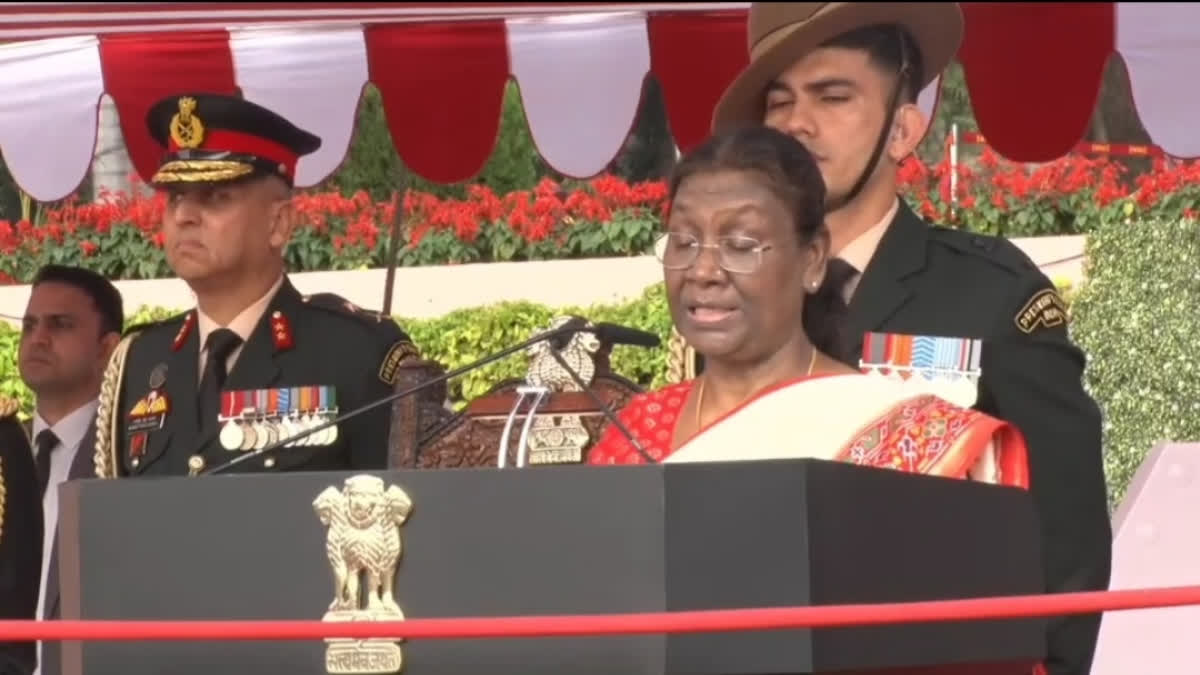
[56,459,1046,675]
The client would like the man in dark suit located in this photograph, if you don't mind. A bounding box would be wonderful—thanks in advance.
[15,264,123,675]
[89,92,422,480]
[703,4,1111,674]
[0,396,42,675]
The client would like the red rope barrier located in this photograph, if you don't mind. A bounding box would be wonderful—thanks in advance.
[3,585,1200,642]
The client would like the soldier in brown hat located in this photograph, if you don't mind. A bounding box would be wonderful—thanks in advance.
[709,5,1110,675]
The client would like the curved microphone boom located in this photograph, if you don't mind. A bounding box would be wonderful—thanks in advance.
[201,316,591,475]
[546,342,657,464]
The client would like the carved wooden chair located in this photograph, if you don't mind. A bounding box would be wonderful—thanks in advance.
[388,317,647,469]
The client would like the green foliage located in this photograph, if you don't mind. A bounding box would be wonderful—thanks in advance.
[608,77,677,184]
[396,284,673,406]
[917,60,974,166]
[0,289,674,419]
[0,324,26,418]
[483,81,550,196]
[1070,214,1200,509]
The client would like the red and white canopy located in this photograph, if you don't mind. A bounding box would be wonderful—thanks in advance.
[0,2,1196,201]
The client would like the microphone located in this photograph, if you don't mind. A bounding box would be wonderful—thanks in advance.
[547,345,658,465]
[589,323,661,349]
[201,316,592,475]
[549,316,589,350]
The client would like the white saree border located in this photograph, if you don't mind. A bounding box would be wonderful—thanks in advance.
[664,373,1000,483]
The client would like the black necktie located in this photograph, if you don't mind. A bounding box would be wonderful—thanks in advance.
[826,257,859,300]
[197,328,244,432]
[35,428,59,498]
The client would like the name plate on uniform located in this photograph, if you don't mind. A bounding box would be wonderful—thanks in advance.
[218,385,339,452]
[858,332,982,407]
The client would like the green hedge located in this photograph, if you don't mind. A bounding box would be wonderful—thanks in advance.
[1070,213,1200,509]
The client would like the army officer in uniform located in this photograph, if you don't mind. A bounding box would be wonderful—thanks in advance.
[90,93,421,479]
[704,4,1111,674]
[0,396,40,675]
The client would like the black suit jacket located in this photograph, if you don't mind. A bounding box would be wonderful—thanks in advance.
[37,419,97,675]
[0,409,41,675]
[844,203,1111,675]
[94,277,417,478]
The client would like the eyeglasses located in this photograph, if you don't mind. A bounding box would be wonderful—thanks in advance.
[653,232,775,275]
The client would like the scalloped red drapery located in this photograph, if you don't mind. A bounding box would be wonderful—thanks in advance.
[0,2,1195,200]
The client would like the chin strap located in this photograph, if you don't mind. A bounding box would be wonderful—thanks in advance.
[825,27,913,215]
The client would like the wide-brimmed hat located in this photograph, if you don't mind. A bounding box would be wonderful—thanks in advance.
[712,2,963,131]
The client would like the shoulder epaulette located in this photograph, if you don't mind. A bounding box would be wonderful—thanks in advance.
[927,226,1039,276]
[301,293,395,326]
[301,294,421,386]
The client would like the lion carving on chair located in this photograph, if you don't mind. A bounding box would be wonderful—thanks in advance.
[313,475,414,617]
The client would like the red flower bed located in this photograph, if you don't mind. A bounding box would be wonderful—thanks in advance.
[0,151,1197,285]
[900,148,1200,236]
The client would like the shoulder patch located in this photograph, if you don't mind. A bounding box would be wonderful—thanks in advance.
[378,339,421,385]
[1015,287,1068,334]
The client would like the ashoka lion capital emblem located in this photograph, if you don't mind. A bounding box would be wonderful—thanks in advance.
[314,475,414,674]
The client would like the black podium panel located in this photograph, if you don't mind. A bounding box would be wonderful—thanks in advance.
[663,461,1045,674]
[57,459,1046,675]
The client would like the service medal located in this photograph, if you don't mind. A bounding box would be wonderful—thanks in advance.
[219,419,244,452]
[291,413,310,447]
[279,415,298,447]
[261,419,279,447]
[240,421,258,451]
[252,419,269,450]
[949,375,980,408]
[314,414,332,446]
[300,412,317,446]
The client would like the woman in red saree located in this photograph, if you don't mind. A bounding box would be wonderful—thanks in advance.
[586,125,1030,491]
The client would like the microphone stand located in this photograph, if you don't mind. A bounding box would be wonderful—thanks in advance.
[497,385,549,469]
[201,319,589,475]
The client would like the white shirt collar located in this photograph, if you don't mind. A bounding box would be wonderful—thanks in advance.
[31,399,98,451]
[837,196,900,274]
[196,274,285,347]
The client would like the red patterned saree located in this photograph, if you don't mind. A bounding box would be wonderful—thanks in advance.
[586,373,1040,675]
[585,373,1030,490]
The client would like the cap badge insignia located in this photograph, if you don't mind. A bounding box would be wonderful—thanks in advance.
[169,96,205,149]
